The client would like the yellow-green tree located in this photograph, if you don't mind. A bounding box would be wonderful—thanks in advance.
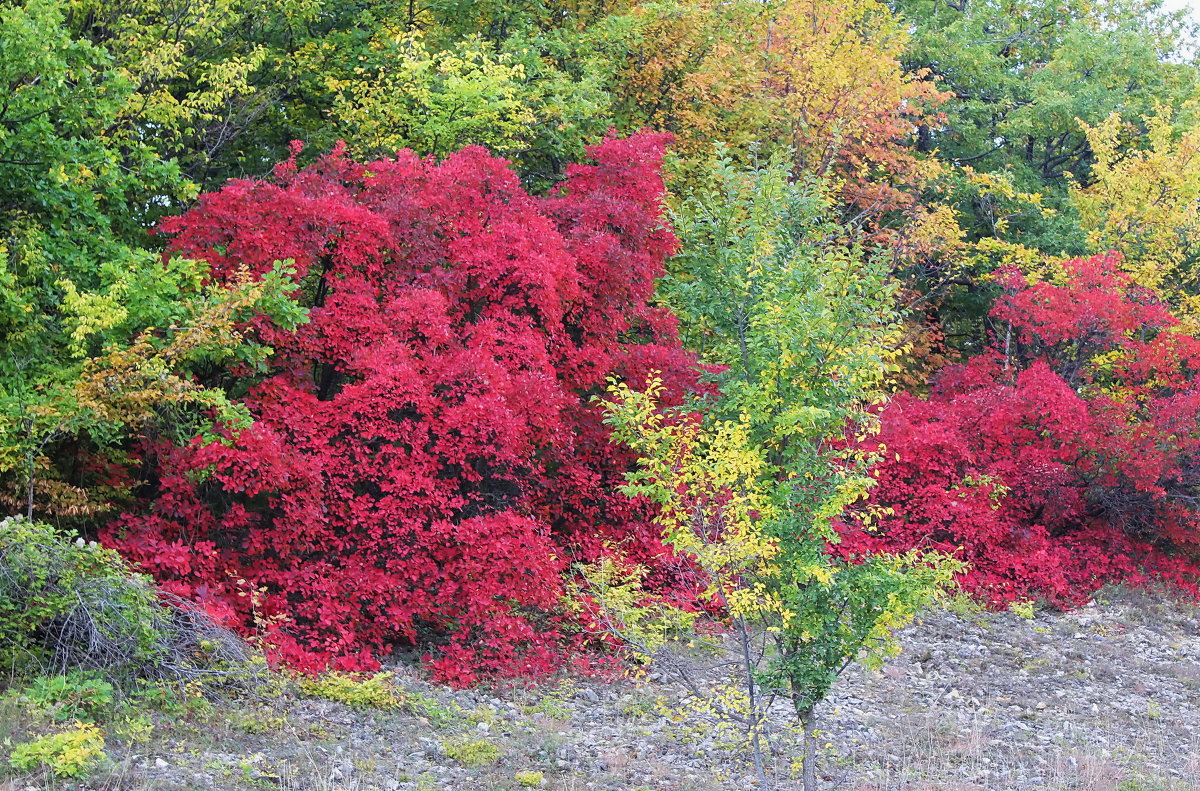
[1072,106,1200,322]
[600,153,958,790]
[323,32,537,159]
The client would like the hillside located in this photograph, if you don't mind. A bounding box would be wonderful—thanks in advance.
[6,587,1195,791]
[7,1,1200,788]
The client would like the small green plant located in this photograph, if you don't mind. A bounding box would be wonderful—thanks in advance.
[231,706,288,734]
[569,557,697,663]
[249,761,279,788]
[404,691,462,727]
[515,769,545,787]
[1020,657,1049,673]
[130,679,186,713]
[183,690,217,720]
[112,713,155,743]
[617,691,658,720]
[1118,778,1170,791]
[522,678,577,720]
[1009,600,1037,619]
[298,671,403,709]
[441,735,501,767]
[9,720,106,778]
[21,672,115,721]
[943,592,988,620]
[222,753,278,787]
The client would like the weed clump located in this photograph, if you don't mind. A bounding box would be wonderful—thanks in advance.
[442,735,501,767]
[515,769,545,787]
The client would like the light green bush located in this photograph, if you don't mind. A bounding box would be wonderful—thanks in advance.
[515,769,545,787]
[9,720,106,778]
[442,735,501,767]
[0,516,252,684]
[298,671,404,709]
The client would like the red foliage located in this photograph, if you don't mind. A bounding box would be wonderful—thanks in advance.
[840,252,1200,604]
[102,134,699,682]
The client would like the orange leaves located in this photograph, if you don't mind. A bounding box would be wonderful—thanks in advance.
[767,0,948,217]
[611,1,777,157]
[611,0,946,230]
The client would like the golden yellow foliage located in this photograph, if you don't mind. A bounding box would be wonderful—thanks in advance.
[1073,105,1200,322]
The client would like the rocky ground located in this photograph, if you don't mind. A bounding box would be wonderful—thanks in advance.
[8,586,1199,791]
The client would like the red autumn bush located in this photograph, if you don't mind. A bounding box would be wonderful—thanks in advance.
[102,134,699,683]
[840,251,1200,605]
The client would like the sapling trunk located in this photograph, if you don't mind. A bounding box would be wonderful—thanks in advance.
[795,698,817,791]
[735,615,768,786]
[23,416,35,521]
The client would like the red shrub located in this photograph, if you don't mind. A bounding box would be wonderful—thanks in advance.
[102,135,699,682]
[840,252,1200,604]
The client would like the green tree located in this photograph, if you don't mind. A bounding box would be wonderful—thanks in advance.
[600,153,958,790]
[894,0,1198,251]
[0,0,304,520]
[324,32,538,159]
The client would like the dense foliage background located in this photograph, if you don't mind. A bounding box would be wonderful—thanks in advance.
[5,0,1200,682]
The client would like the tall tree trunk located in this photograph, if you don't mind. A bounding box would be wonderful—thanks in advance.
[23,416,34,520]
[917,123,932,153]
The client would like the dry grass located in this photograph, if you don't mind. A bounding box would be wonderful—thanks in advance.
[837,710,1200,791]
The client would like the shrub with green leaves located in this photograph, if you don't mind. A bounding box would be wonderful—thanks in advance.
[515,770,545,787]
[20,672,114,722]
[297,672,404,709]
[8,720,106,778]
[0,516,250,682]
[0,516,163,673]
[441,736,501,768]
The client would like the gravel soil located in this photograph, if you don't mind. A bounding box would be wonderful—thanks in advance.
[7,586,1199,791]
